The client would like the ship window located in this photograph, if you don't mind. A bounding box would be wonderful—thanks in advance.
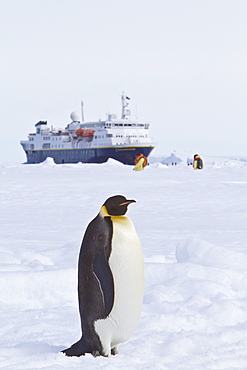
[42,143,50,149]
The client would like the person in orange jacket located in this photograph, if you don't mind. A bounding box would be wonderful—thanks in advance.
[193,154,203,169]
[133,153,148,171]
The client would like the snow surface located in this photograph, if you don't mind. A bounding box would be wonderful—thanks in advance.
[0,156,247,369]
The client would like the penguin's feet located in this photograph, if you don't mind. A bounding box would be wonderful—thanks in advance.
[61,339,86,357]
[111,346,118,356]
[62,347,85,357]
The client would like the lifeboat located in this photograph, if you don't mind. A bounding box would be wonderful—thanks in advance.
[76,129,94,137]
[75,128,84,136]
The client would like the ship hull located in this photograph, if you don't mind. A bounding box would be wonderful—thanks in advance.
[23,146,155,165]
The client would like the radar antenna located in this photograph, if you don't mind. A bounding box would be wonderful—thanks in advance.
[121,93,131,119]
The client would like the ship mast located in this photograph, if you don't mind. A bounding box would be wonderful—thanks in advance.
[81,101,84,122]
[121,93,131,119]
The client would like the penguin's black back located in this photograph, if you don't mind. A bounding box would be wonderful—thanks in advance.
[62,213,114,356]
[78,214,114,319]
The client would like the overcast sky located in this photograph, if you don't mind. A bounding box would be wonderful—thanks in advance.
[1,0,247,162]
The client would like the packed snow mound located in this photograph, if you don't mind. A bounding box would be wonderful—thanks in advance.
[150,162,170,169]
[208,160,247,168]
[104,158,125,166]
[176,237,247,270]
[39,157,56,166]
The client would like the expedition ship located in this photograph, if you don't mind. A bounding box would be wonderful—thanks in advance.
[20,94,155,165]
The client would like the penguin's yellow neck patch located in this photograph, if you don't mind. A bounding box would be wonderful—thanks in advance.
[100,205,109,217]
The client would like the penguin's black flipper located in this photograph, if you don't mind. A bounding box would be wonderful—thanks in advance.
[93,249,114,317]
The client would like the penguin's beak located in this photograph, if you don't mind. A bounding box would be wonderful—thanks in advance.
[119,199,136,206]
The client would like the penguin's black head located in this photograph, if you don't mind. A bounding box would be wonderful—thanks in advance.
[103,195,136,216]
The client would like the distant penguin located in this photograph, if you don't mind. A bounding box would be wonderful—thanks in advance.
[62,195,144,357]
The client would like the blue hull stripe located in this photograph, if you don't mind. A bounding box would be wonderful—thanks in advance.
[24,146,155,165]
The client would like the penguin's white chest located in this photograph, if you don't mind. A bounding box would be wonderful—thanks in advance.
[94,216,144,355]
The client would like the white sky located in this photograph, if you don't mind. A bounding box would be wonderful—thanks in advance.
[1,0,247,162]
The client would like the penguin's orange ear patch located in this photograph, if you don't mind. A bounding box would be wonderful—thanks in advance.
[119,201,131,206]
[119,200,136,206]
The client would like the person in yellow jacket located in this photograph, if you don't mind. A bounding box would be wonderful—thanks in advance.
[193,154,203,169]
[133,153,148,171]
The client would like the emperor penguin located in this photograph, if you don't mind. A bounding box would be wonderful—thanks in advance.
[62,195,144,357]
